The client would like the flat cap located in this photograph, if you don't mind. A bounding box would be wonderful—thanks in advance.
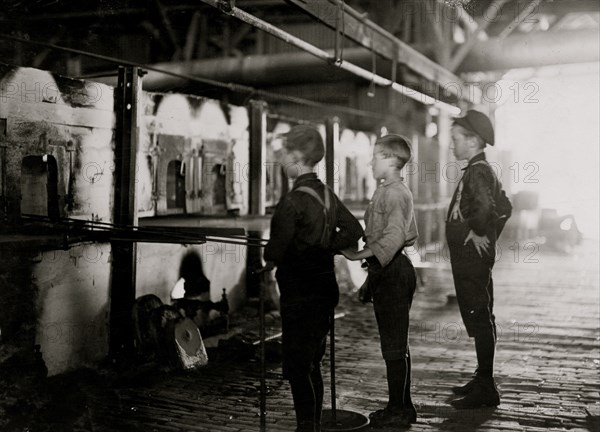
[454,110,495,146]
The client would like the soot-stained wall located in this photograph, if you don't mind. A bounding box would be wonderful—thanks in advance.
[0,65,249,375]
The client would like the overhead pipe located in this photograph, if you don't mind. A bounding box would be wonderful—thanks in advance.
[118,48,430,91]
[459,29,600,72]
[94,48,369,89]
[199,0,462,114]
[101,27,600,90]
[91,28,600,94]
[0,33,384,119]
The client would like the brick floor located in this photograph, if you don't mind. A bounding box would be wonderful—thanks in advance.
[2,240,599,432]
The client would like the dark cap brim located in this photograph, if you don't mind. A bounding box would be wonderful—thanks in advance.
[453,112,495,145]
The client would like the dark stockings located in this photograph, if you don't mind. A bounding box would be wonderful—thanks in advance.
[474,330,496,378]
[289,366,324,432]
[385,356,409,410]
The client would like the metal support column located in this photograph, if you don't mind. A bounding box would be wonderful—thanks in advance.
[325,117,339,190]
[249,100,267,215]
[0,118,7,223]
[109,66,143,363]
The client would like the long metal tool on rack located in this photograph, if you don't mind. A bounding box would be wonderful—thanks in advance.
[20,214,269,247]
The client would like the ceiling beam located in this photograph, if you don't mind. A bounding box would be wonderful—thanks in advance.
[150,0,183,60]
[283,0,478,103]
[537,0,600,16]
[458,29,600,72]
[486,0,600,35]
[32,28,66,68]
[184,11,201,61]
[448,0,511,71]
[497,0,543,39]
[197,0,462,112]
[0,5,203,22]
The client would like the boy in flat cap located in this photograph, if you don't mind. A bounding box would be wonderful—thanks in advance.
[262,125,363,432]
[446,110,512,409]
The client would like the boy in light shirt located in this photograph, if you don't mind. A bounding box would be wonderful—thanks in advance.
[343,134,418,428]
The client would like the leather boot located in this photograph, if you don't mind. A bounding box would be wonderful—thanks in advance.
[451,376,477,396]
[295,421,317,432]
[403,404,417,424]
[368,406,411,429]
[450,377,500,409]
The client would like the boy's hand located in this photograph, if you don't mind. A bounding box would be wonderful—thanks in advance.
[341,247,374,261]
[464,230,490,257]
[255,261,275,274]
[341,247,358,260]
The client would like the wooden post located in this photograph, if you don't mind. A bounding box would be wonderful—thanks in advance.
[249,100,267,215]
[437,111,451,245]
[325,117,339,190]
[0,118,7,223]
[430,2,453,246]
[109,66,142,363]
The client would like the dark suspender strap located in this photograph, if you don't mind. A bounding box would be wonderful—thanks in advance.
[295,186,330,210]
[295,186,334,247]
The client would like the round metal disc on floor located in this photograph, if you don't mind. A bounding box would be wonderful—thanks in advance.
[321,409,369,431]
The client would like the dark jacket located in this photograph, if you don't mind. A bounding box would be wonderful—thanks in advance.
[447,153,505,237]
[264,173,363,270]
[264,173,363,306]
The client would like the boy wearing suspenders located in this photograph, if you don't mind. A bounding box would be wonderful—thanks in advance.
[263,125,363,432]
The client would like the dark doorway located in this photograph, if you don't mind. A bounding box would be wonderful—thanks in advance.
[21,155,59,218]
[212,164,226,206]
[167,160,186,209]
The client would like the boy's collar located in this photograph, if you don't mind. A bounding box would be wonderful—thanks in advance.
[464,151,486,169]
[379,176,404,187]
[293,172,318,186]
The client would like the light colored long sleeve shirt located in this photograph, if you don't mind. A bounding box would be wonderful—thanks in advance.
[364,177,418,267]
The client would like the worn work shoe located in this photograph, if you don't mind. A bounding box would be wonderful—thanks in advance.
[404,403,417,424]
[451,377,477,396]
[295,419,318,432]
[450,378,500,409]
[369,406,411,428]
[295,424,317,432]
